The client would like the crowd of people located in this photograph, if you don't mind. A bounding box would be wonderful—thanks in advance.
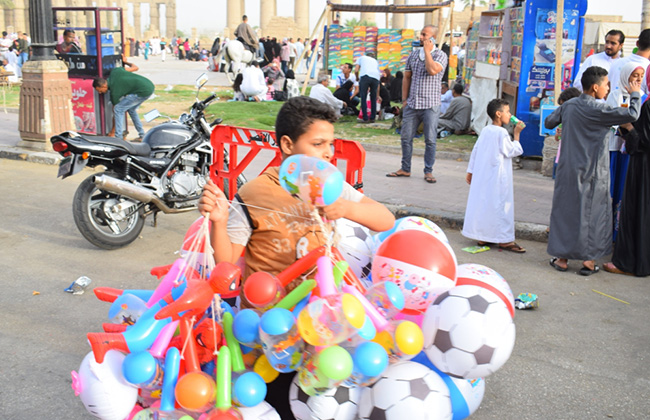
[1,29,30,82]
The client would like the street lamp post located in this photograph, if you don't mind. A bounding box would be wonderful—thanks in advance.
[18,0,74,151]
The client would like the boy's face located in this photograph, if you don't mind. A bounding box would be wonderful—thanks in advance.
[496,104,512,125]
[281,120,335,161]
[593,76,610,100]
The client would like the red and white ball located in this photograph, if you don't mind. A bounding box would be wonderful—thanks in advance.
[455,263,515,318]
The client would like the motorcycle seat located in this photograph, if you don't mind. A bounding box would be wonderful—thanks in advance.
[85,136,152,156]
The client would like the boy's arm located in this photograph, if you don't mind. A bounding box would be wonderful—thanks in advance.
[594,91,642,126]
[320,196,395,233]
[544,105,562,129]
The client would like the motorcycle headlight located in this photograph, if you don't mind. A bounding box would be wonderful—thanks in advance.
[179,113,189,123]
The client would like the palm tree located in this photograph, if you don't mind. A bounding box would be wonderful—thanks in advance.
[461,0,488,22]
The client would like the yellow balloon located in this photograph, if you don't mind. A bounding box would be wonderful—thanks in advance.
[341,293,366,329]
[395,321,424,355]
[253,353,280,383]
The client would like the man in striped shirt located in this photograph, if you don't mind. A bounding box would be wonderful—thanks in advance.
[387,25,448,184]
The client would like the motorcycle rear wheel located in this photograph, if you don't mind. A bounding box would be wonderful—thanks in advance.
[73,171,146,249]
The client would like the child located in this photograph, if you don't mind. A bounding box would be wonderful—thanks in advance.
[545,65,641,275]
[462,98,526,253]
[265,77,275,101]
[198,96,395,419]
[232,73,245,101]
[553,87,581,177]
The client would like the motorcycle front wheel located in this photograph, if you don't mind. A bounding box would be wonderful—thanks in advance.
[72,171,146,249]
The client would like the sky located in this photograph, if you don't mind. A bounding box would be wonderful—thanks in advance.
[175,0,643,36]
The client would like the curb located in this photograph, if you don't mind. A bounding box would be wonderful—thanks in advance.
[386,204,548,243]
[0,146,61,165]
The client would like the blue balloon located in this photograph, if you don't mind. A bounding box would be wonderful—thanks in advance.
[160,347,180,412]
[354,342,388,377]
[259,308,295,335]
[357,315,377,341]
[122,351,162,386]
[384,281,405,311]
[233,371,267,407]
[233,309,261,346]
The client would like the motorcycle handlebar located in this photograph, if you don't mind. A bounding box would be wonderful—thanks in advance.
[202,94,217,106]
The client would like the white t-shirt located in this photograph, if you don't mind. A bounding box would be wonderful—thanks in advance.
[573,51,620,91]
[355,55,380,80]
[227,182,364,245]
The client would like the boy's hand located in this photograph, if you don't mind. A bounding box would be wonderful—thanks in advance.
[514,121,525,136]
[627,79,641,94]
[620,122,634,131]
[466,173,472,185]
[318,199,349,221]
[555,126,562,141]
[198,180,229,224]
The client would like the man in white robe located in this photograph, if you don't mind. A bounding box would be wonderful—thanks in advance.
[462,99,524,251]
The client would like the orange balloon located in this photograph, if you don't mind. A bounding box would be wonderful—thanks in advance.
[175,371,216,412]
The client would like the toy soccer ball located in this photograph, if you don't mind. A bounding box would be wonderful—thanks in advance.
[455,263,515,318]
[289,377,361,420]
[422,285,516,379]
[238,401,280,420]
[357,361,452,420]
[334,218,374,283]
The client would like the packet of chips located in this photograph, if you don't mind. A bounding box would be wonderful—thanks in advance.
[461,245,490,254]
[515,293,539,310]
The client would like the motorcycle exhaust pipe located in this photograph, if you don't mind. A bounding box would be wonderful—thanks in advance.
[93,174,195,214]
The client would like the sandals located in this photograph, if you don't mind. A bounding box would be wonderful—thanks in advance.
[424,173,437,183]
[603,262,633,276]
[498,242,526,253]
[549,257,568,272]
[477,241,494,246]
[579,264,600,276]
[386,170,410,177]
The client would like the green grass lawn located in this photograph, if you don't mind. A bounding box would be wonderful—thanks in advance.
[3,83,477,153]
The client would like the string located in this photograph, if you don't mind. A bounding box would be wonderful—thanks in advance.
[210,295,222,356]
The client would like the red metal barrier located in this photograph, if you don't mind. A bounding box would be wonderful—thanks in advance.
[210,125,365,200]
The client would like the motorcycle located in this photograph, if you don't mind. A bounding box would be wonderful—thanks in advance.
[50,73,245,249]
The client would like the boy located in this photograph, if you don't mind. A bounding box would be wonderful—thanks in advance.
[198,96,395,419]
[545,66,641,275]
[462,99,526,252]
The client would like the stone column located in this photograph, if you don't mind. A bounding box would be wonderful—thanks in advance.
[19,0,73,151]
[133,2,142,39]
[259,0,274,37]
[150,2,160,36]
[392,0,405,29]
[166,1,176,39]
[295,0,309,39]
[360,0,375,25]
[227,0,241,37]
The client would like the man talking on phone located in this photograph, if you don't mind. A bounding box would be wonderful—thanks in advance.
[386,25,447,184]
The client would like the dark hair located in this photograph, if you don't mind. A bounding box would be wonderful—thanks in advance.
[251,60,260,68]
[366,52,376,58]
[285,69,295,79]
[342,80,354,91]
[63,29,75,36]
[581,66,608,91]
[558,87,581,105]
[233,73,243,92]
[638,29,650,51]
[452,83,464,95]
[606,29,625,44]
[343,63,353,71]
[92,78,107,88]
[395,71,403,79]
[275,97,338,143]
[487,98,509,120]
[242,15,248,20]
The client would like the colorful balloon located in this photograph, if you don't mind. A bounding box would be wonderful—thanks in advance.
[232,309,262,348]
[216,346,232,410]
[372,230,457,314]
[253,353,280,383]
[297,345,353,396]
[259,308,304,372]
[243,271,286,309]
[297,293,365,346]
[175,371,216,412]
[344,341,389,387]
[279,154,344,206]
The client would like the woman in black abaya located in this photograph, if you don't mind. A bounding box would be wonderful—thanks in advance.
[604,96,650,277]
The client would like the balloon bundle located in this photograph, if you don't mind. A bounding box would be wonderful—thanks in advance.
[70,156,517,420]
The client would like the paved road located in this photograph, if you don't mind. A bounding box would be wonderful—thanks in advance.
[1,159,649,419]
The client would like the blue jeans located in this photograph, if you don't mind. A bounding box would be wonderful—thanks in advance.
[359,75,379,121]
[114,94,148,139]
[400,105,440,174]
[18,52,29,67]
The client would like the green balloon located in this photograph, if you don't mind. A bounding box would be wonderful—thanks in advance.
[317,345,353,381]
[332,261,349,288]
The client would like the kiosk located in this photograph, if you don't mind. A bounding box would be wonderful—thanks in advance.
[53,7,125,136]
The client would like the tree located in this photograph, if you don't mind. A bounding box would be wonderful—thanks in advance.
[460,0,488,22]
[343,17,377,28]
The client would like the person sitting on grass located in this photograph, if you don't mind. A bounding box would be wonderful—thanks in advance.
[198,96,395,419]
[462,98,526,253]
[437,83,472,137]
[309,73,345,117]
[240,61,267,102]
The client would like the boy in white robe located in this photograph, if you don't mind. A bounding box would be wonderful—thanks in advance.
[462,99,526,252]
